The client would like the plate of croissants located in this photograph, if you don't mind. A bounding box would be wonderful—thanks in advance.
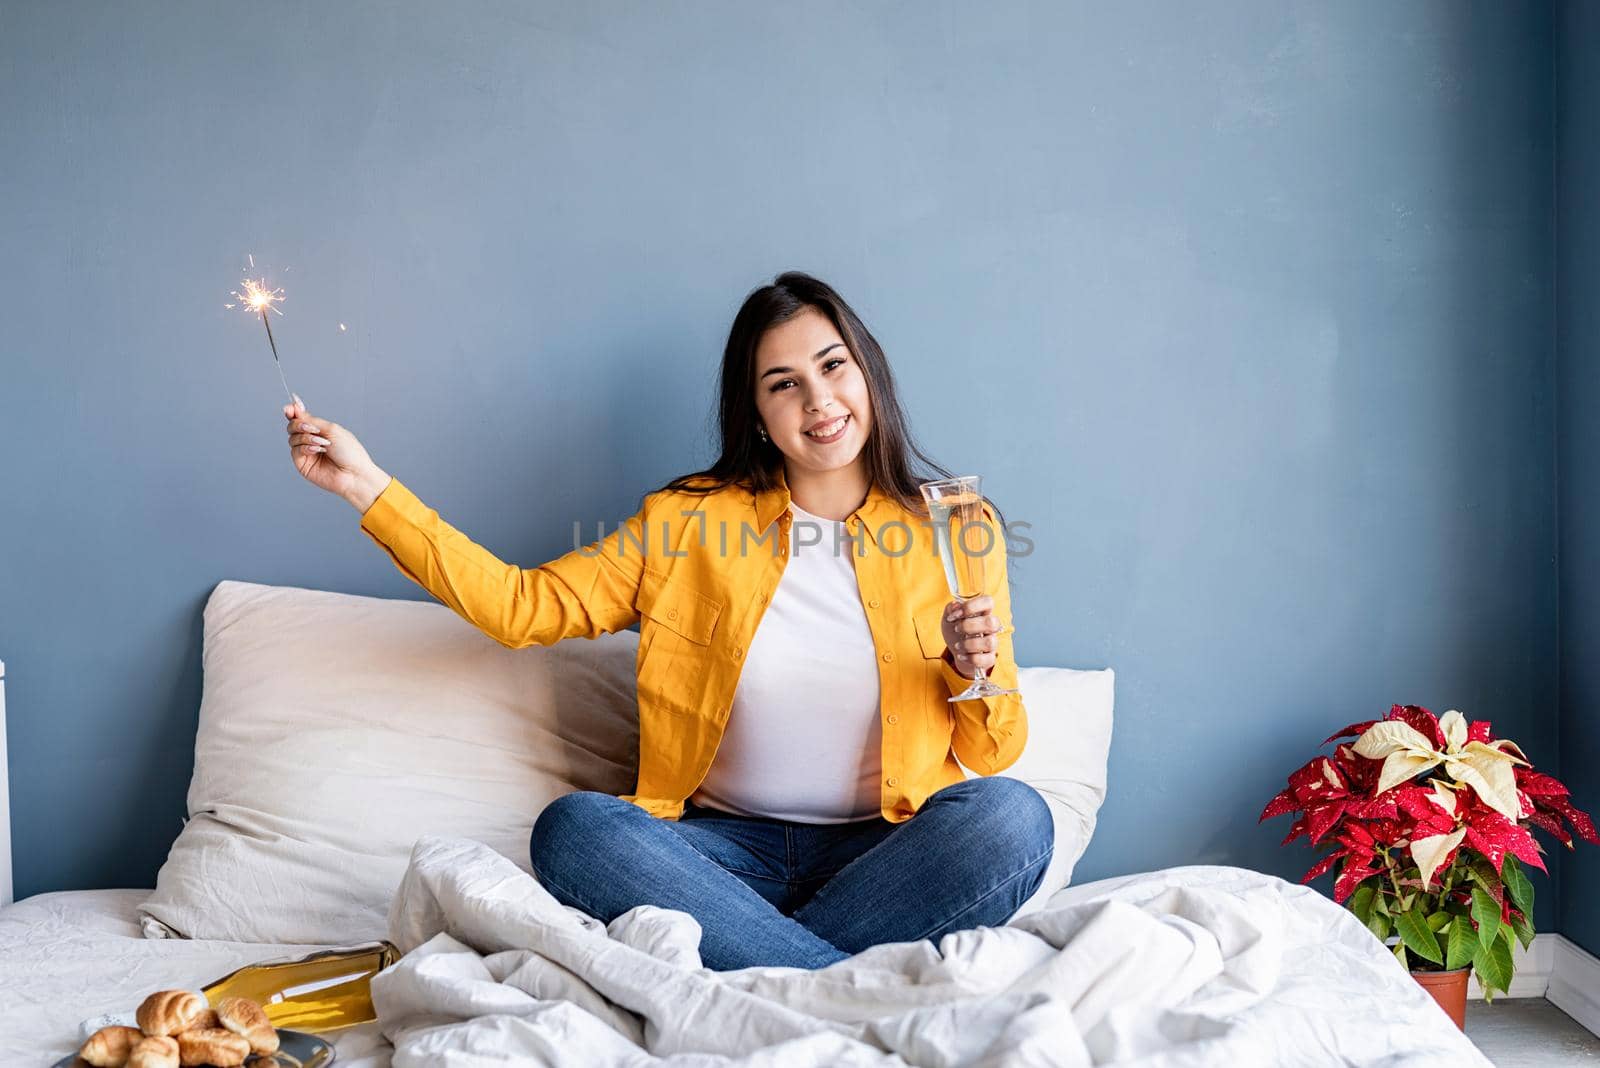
[55,990,333,1067]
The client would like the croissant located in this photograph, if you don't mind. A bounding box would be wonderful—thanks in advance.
[185,1007,221,1032]
[134,990,207,1036]
[79,1025,143,1067]
[126,1035,178,1068]
[175,1027,250,1067]
[216,995,279,1054]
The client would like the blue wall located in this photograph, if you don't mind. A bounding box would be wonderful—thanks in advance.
[1558,0,1600,959]
[0,2,1564,934]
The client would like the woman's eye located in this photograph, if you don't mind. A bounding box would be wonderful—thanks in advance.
[768,357,845,393]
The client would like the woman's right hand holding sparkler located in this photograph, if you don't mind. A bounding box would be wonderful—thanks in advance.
[283,394,392,514]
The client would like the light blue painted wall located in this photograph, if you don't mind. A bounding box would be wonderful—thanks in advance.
[1557,0,1600,959]
[1,2,1562,933]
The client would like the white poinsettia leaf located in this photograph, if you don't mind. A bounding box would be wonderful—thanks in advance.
[1475,739,1532,767]
[1412,826,1467,890]
[1354,721,1436,760]
[1441,710,1467,752]
[1377,750,1442,795]
[1445,753,1521,821]
[1429,781,1459,818]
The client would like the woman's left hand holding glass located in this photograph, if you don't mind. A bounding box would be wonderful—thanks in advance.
[940,595,1008,679]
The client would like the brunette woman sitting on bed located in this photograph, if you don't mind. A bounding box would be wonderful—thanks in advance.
[283,271,1050,971]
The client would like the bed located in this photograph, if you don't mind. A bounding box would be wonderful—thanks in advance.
[0,861,1495,1066]
[0,582,1496,1065]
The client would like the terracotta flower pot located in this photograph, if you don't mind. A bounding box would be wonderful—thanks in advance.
[1411,966,1470,1030]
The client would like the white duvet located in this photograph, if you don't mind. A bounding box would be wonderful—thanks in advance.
[368,836,1492,1067]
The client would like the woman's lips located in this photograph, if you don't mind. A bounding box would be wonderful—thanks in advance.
[804,414,850,443]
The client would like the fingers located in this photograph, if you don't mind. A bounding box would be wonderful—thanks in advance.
[945,595,994,621]
[289,431,331,448]
[956,632,998,656]
[951,646,998,673]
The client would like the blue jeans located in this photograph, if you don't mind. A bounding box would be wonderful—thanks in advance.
[528,776,1054,971]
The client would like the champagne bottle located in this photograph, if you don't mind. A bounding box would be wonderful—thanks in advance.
[199,943,399,1034]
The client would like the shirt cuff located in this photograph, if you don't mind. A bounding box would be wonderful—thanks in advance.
[357,475,412,537]
[940,648,975,690]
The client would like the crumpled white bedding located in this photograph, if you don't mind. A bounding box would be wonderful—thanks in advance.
[370,836,1493,1067]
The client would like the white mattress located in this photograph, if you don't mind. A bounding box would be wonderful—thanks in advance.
[0,888,391,1065]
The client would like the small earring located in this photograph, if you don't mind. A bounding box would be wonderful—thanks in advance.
[757,425,768,442]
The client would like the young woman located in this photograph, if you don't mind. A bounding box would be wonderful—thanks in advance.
[284,271,1052,971]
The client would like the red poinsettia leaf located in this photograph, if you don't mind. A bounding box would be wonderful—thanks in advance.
[1467,720,1494,743]
[1307,801,1348,844]
[1388,704,1444,748]
[1519,771,1571,798]
[1501,895,1512,924]
[1334,862,1383,904]
[1464,813,1547,875]
[1337,749,1383,793]
[1281,815,1308,846]
[1323,720,1379,746]
[1288,756,1346,803]
[1365,818,1406,848]
[1301,850,1345,884]
[1339,821,1375,847]
[1260,789,1298,823]
[1548,796,1600,846]
[1394,784,1456,833]
[1527,808,1575,848]
[1349,795,1400,821]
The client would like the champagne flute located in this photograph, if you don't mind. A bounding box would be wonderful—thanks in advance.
[919,475,1018,702]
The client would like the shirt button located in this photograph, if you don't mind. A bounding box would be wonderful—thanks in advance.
[887,776,899,788]
[887,714,899,725]
[733,646,743,659]
[881,652,895,663]
[666,608,678,620]
[868,599,881,609]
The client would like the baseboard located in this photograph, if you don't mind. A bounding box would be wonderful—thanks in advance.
[1547,935,1600,1040]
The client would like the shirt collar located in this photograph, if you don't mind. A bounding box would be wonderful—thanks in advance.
[751,466,901,546]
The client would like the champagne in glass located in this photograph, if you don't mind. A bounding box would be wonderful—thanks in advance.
[919,475,1018,702]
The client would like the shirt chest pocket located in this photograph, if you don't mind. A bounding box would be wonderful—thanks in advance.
[637,568,724,713]
[912,605,950,660]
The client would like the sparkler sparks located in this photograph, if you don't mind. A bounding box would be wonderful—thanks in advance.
[227,269,294,404]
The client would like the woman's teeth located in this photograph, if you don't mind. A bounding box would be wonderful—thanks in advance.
[805,415,849,441]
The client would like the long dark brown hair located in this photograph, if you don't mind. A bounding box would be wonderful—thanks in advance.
[655,271,1010,541]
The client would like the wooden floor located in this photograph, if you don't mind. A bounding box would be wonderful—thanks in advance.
[1465,999,1600,1065]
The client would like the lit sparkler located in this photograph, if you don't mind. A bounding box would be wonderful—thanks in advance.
[226,261,294,404]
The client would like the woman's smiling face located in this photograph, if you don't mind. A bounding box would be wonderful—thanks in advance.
[752,307,874,476]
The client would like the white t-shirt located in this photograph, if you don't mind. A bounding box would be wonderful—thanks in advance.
[689,500,885,823]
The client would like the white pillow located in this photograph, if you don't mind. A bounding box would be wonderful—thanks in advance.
[987,666,1115,917]
[141,580,1113,943]
[139,580,641,943]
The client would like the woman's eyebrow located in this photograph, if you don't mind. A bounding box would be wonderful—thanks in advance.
[760,342,845,380]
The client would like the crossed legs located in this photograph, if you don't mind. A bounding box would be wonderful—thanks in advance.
[529,776,1054,971]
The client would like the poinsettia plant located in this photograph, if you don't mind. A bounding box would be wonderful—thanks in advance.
[1261,705,1597,1000]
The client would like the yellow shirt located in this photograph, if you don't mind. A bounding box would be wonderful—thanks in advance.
[356,466,1027,822]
